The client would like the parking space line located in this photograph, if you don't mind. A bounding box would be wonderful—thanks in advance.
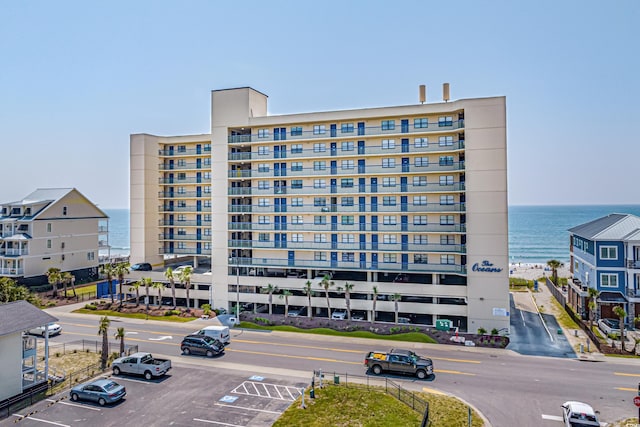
[193,418,244,426]
[214,403,281,414]
[112,376,153,384]
[231,381,301,401]
[12,414,70,427]
[45,399,101,411]
[274,385,284,400]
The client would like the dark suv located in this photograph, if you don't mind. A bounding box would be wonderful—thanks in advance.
[131,263,152,271]
[180,334,224,357]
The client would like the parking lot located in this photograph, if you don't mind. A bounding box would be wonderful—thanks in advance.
[4,365,307,427]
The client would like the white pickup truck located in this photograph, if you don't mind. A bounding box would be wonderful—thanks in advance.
[111,352,171,380]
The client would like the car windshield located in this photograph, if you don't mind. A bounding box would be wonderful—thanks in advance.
[102,381,119,391]
[202,336,217,344]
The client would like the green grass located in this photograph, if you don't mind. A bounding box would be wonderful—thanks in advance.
[274,383,483,427]
[238,322,437,343]
[73,308,196,322]
[64,284,96,297]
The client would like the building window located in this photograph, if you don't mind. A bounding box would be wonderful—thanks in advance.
[383,196,396,206]
[341,123,354,133]
[414,118,428,128]
[292,215,304,224]
[258,216,270,224]
[291,162,303,171]
[315,251,327,261]
[291,180,303,189]
[414,235,428,244]
[204,214,211,221]
[258,198,269,207]
[203,200,211,208]
[292,233,304,242]
[342,234,355,243]
[291,198,303,207]
[291,143,303,153]
[439,136,453,146]
[414,254,428,264]
[62,206,67,215]
[341,160,354,170]
[177,228,187,235]
[415,157,429,167]
[438,116,453,127]
[47,223,52,232]
[341,178,354,188]
[291,127,303,136]
[600,273,619,288]
[383,253,397,263]
[413,215,427,225]
[341,141,354,151]
[314,197,326,207]
[314,216,327,225]
[177,159,186,167]
[381,120,395,130]
[204,242,211,250]
[314,179,326,189]
[440,215,454,225]
[258,146,269,155]
[258,129,270,139]
[413,176,427,187]
[258,164,270,172]
[314,161,326,171]
[382,177,396,187]
[177,145,186,153]
[203,172,211,180]
[204,143,211,151]
[204,157,211,166]
[413,196,427,205]
[382,158,395,168]
[177,200,187,207]
[383,234,397,244]
[439,156,454,166]
[47,239,51,248]
[204,186,211,194]
[177,242,186,249]
[341,197,354,206]
[440,195,454,205]
[314,143,326,152]
[87,252,95,261]
[382,139,395,149]
[341,216,354,225]
[313,125,326,135]
[178,214,186,221]
[383,215,397,225]
[414,137,428,148]
[258,181,270,189]
[439,176,454,186]
[177,187,185,194]
[440,235,455,245]
[342,252,355,262]
[259,233,270,242]
[600,246,618,260]
[315,234,327,243]
[441,254,455,264]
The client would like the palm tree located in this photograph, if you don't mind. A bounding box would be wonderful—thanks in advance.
[392,293,402,324]
[68,273,77,298]
[98,316,110,369]
[131,280,141,306]
[152,281,164,306]
[142,277,153,312]
[303,280,313,318]
[60,271,73,299]
[343,282,354,320]
[319,275,334,318]
[100,263,116,304]
[46,267,61,298]
[613,305,626,352]
[114,262,130,309]
[587,287,599,331]
[546,259,563,286]
[114,327,125,357]
[279,289,292,317]
[164,267,176,309]
[177,267,193,311]
[261,284,278,315]
[371,286,379,325]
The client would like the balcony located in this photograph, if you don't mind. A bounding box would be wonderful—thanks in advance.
[158,191,209,198]
[159,205,212,213]
[0,267,24,276]
[158,147,211,156]
[159,162,210,171]
[159,234,211,241]
[159,177,211,184]
[4,248,29,256]
[228,187,253,196]
[228,239,464,253]
[159,248,212,255]
[228,170,252,178]
[159,220,211,226]
[244,222,466,233]
[627,260,640,269]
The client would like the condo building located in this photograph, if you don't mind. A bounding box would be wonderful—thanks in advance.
[130,86,508,332]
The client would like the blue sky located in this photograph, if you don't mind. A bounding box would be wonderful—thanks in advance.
[1,1,638,209]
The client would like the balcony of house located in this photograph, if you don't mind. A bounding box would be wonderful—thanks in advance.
[158,146,211,157]
[159,247,212,256]
[158,161,211,171]
[159,219,212,227]
[159,177,211,184]
[0,267,24,275]
[228,169,252,179]
[245,222,466,233]
[228,187,253,196]
[4,247,29,256]
[228,239,465,253]
[627,259,640,269]
[99,239,110,249]
[249,183,464,198]
[159,233,211,241]
[98,225,109,233]
[627,287,640,299]
[159,191,211,198]
[227,120,465,144]
[159,205,212,213]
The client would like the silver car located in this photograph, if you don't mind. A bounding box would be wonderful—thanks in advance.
[70,379,126,406]
[28,323,62,337]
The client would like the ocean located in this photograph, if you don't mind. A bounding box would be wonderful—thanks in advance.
[104,205,640,265]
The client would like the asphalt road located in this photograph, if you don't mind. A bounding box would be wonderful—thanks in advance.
[22,310,640,426]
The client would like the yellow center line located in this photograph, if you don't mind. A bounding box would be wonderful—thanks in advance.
[615,372,640,378]
[422,387,448,395]
[616,387,637,392]
[434,369,476,376]
[431,356,481,364]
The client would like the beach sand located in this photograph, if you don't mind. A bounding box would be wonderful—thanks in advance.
[508,262,571,281]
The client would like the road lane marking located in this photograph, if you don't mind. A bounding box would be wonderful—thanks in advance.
[11,414,70,426]
[214,403,281,414]
[615,372,640,377]
[434,369,475,376]
[616,387,637,392]
[541,414,563,421]
[111,376,153,384]
[60,331,180,345]
[58,322,177,336]
[422,387,448,395]
[194,418,244,426]
[45,399,101,411]
[149,335,173,341]
[430,356,481,364]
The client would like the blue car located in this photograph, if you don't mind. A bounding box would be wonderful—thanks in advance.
[70,379,126,406]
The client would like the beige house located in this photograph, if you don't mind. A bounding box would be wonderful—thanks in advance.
[130,86,509,333]
[0,188,108,286]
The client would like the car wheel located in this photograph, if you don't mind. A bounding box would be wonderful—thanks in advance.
[98,398,106,406]
[144,371,153,380]
[372,365,383,375]
[206,350,214,358]
[416,369,427,380]
[182,347,190,355]
[113,367,120,375]
[71,393,79,401]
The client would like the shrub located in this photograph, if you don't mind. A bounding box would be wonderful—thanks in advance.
[55,352,61,357]
[164,309,180,316]
[491,328,499,335]
[202,304,211,316]
[84,303,97,310]
[477,327,487,335]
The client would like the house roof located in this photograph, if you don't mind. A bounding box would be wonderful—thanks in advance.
[1,188,108,220]
[0,301,58,337]
[568,213,640,241]
[597,291,627,303]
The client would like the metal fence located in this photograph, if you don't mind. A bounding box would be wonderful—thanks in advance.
[46,339,138,357]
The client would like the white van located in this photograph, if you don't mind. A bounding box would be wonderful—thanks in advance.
[193,325,231,345]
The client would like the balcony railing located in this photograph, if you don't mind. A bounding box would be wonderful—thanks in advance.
[233,202,465,214]
[228,187,253,195]
[159,234,211,241]
[158,162,211,171]
[159,147,211,156]
[4,248,28,256]
[159,248,212,255]
[159,206,212,213]
[159,220,212,226]
[228,222,466,233]
[159,177,211,184]
[626,260,640,269]
[0,268,24,275]
[228,239,465,253]
[158,191,209,198]
[228,120,465,144]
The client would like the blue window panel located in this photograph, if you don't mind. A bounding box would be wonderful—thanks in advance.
[359,178,366,192]
[371,196,378,212]
[371,216,378,232]
[360,253,367,269]
[371,253,378,269]
[331,252,338,268]
[359,234,366,250]
[401,119,409,133]
[371,235,378,251]
[330,124,337,137]
[358,140,365,154]
[357,122,365,136]
[288,251,295,266]
[401,138,409,153]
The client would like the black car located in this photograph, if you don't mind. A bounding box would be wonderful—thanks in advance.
[180,334,224,357]
[131,263,152,271]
